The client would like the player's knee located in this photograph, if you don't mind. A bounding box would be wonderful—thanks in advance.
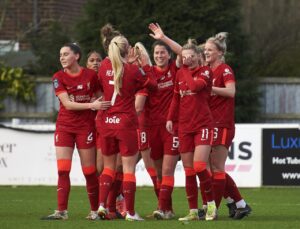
[57,159,72,174]
[184,167,196,176]
[82,165,96,175]
[194,161,207,173]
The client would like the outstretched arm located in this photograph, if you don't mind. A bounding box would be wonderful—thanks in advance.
[58,92,111,110]
[149,23,182,56]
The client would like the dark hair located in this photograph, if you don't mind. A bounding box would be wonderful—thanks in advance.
[152,40,172,55]
[62,43,82,62]
[100,23,122,53]
[86,50,102,61]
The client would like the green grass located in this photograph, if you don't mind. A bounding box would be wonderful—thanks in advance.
[0,186,299,229]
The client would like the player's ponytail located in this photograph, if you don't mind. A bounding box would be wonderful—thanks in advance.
[108,36,128,95]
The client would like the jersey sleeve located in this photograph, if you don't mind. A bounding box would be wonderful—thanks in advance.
[181,67,207,92]
[200,66,213,87]
[222,65,235,85]
[174,72,180,94]
[167,90,180,121]
[52,72,66,96]
[135,65,157,91]
[136,88,149,97]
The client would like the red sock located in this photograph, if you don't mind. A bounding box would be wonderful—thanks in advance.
[83,166,99,211]
[184,167,198,209]
[116,172,123,196]
[194,161,214,202]
[159,176,174,211]
[224,173,242,202]
[123,173,136,215]
[57,159,71,211]
[156,179,161,200]
[147,167,159,199]
[57,170,70,211]
[212,171,226,208]
[200,183,207,206]
[107,171,123,212]
[98,167,115,206]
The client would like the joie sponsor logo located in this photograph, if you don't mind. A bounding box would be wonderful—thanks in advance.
[0,143,16,168]
[105,116,121,124]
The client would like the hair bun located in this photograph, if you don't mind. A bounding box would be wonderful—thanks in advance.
[187,38,198,45]
[215,32,228,42]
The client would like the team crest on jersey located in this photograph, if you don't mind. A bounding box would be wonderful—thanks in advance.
[167,70,172,78]
[223,68,232,76]
[201,70,210,78]
[53,79,59,89]
[77,84,83,90]
[106,70,114,77]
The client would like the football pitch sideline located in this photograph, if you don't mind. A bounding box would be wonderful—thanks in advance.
[0,186,299,229]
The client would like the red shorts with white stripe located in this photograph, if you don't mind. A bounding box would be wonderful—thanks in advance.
[179,128,213,153]
[54,130,96,149]
[212,127,235,149]
[137,128,150,151]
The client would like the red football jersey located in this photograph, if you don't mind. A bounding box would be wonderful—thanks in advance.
[147,60,178,126]
[96,58,156,130]
[52,68,101,133]
[168,66,213,133]
[209,63,236,128]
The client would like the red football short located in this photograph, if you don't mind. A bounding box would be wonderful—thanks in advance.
[137,128,150,151]
[99,129,138,157]
[212,127,235,149]
[149,124,179,160]
[54,130,96,149]
[179,128,213,153]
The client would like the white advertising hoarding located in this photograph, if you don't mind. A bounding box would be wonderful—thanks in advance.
[2,124,295,187]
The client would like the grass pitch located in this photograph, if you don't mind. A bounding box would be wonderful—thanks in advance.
[0,186,299,229]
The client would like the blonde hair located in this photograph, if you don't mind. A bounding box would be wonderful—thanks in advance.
[206,32,228,55]
[108,36,128,95]
[182,42,198,54]
[196,43,206,66]
[134,42,152,66]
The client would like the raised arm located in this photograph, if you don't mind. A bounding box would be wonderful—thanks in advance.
[149,23,182,56]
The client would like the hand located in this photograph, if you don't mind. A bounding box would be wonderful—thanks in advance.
[138,52,151,67]
[149,23,165,40]
[127,47,139,64]
[90,97,111,110]
[90,96,97,102]
[182,55,192,66]
[166,120,174,134]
